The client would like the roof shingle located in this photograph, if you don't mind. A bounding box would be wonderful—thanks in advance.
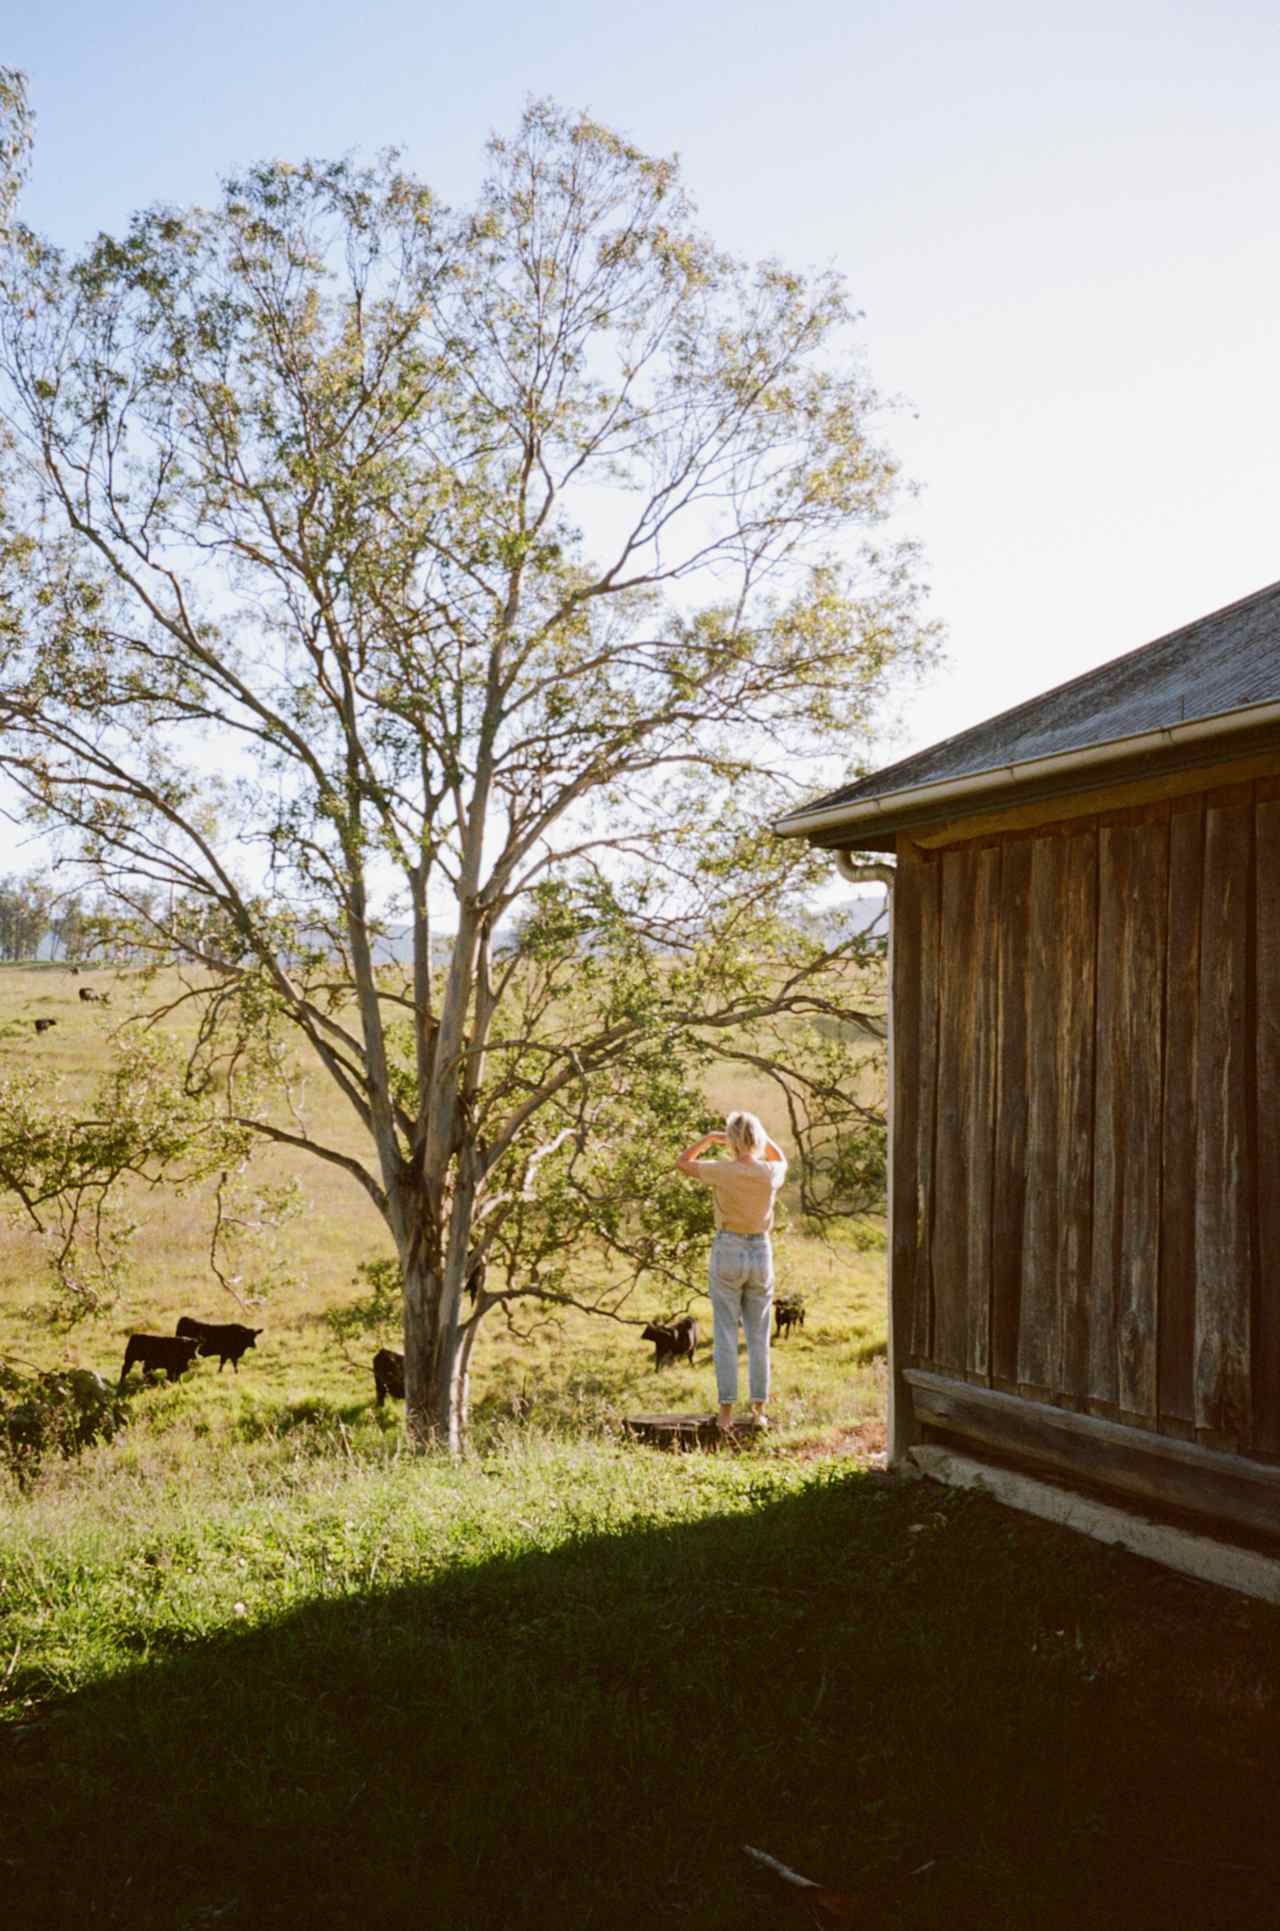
[792,577,1280,821]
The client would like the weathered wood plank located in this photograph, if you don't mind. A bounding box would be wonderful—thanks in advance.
[1016,832,1064,1392]
[1083,805,1167,1420]
[965,845,1000,1379]
[906,1368,1280,1545]
[930,845,975,1374]
[623,1413,765,1450]
[911,1443,1280,1601]
[1254,784,1280,1454]
[1088,814,1131,1409]
[890,843,923,1376]
[992,835,1032,1385]
[910,848,941,1362]
[1159,795,1203,1431]
[1116,806,1168,1421]
[1057,824,1098,1404]
[1195,787,1254,1448]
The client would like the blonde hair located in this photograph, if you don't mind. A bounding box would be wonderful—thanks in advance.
[725,1111,767,1160]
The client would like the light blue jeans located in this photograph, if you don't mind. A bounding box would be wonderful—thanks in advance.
[708,1231,774,1405]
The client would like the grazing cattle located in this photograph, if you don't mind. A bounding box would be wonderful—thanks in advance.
[774,1296,806,1340]
[641,1315,699,1371]
[175,1316,263,1373]
[33,1017,57,1034]
[119,1333,201,1387]
[78,986,110,1005]
[372,1347,405,1407]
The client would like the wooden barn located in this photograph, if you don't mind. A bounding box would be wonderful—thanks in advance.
[778,580,1280,1594]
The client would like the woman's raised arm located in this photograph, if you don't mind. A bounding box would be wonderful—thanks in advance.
[676,1131,726,1174]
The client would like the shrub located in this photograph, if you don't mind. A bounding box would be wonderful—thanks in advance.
[0,1361,129,1484]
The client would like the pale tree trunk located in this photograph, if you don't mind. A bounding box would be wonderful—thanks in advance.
[402,1249,463,1450]
[397,1172,478,1451]
[396,737,494,1451]
[455,1309,482,1440]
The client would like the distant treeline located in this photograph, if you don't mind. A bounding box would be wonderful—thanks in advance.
[0,875,164,964]
[0,870,465,969]
[0,867,887,968]
[0,873,94,963]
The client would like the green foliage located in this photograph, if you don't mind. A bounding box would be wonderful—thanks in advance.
[324,1255,403,1361]
[0,67,31,239]
[441,859,889,1327]
[0,1360,128,1485]
[0,1031,281,1322]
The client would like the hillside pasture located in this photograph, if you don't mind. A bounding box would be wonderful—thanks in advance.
[0,962,889,1453]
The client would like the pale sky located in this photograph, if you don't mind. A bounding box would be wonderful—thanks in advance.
[5,0,1279,828]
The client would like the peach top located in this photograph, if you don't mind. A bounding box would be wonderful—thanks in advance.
[686,1153,786,1235]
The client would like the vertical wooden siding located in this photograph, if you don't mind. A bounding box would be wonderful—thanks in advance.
[1194,787,1255,1446]
[894,776,1278,1459]
[1255,777,1280,1455]
[1159,795,1203,1435]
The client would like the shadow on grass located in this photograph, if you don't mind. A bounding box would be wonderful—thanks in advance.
[3,1468,1280,1930]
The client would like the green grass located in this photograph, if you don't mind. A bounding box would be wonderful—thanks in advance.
[3,1433,1279,1929]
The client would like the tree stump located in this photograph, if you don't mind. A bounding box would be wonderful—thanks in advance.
[623,1411,765,1450]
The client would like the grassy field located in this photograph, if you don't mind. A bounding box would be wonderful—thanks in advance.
[3,1431,1280,1929]
[5,961,1280,1930]
[0,961,890,1449]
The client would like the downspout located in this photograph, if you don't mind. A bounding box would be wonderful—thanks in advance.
[833,855,896,891]
[831,852,908,1465]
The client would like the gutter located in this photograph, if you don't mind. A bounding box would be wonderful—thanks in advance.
[773,695,1280,841]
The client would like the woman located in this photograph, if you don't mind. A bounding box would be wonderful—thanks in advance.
[676,1112,787,1432]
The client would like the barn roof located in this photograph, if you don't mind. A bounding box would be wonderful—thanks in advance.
[777,577,1280,841]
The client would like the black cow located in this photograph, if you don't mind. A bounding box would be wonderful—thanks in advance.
[33,1018,57,1034]
[78,986,110,1005]
[641,1315,699,1371]
[175,1316,263,1373]
[372,1348,405,1407]
[774,1296,806,1339]
[119,1333,201,1387]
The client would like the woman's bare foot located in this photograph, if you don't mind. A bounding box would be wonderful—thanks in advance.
[751,1405,769,1429]
[717,1403,735,1433]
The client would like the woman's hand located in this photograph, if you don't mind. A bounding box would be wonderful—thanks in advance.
[676,1129,726,1174]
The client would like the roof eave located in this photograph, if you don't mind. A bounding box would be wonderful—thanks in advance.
[773,697,1280,843]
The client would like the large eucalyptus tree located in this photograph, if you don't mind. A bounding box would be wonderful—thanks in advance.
[0,102,933,1445]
